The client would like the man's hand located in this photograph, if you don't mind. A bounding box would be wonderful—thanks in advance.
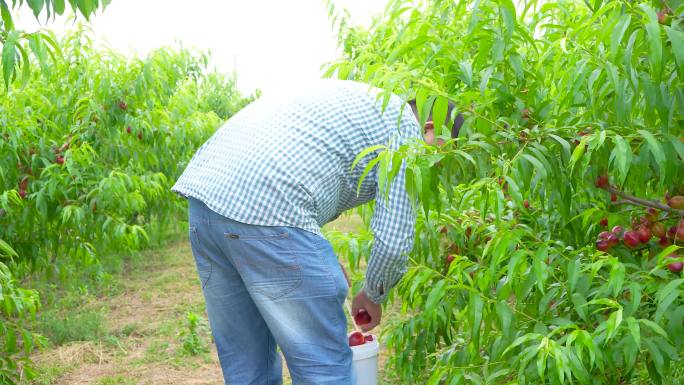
[352,290,382,332]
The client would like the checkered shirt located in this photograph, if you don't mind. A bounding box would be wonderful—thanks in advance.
[172,79,421,303]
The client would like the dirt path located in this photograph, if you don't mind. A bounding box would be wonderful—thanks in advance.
[26,239,230,385]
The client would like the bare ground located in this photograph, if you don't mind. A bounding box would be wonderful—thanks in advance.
[26,239,227,385]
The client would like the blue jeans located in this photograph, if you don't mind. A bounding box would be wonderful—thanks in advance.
[187,198,354,385]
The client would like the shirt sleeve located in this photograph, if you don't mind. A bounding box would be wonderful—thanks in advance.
[363,103,421,304]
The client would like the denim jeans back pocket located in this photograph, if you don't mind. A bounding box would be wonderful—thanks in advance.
[225,232,302,300]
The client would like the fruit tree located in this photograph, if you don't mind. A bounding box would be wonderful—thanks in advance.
[325,0,684,383]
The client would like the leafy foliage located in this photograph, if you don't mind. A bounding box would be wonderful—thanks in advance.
[0,0,111,89]
[326,0,684,383]
[180,311,209,356]
[1,26,254,276]
[0,26,254,381]
[0,255,45,384]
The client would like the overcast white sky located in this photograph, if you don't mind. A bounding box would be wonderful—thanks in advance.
[15,0,389,96]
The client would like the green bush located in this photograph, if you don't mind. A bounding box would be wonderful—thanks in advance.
[0,26,255,381]
[326,0,684,383]
[0,27,255,276]
[0,259,45,384]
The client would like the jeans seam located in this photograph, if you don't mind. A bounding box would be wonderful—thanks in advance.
[312,241,345,328]
[309,238,336,292]
[202,262,212,290]
[189,226,213,290]
[320,251,337,295]
[277,235,304,300]
[266,334,271,385]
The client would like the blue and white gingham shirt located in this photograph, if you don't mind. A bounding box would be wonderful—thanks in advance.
[172,80,421,303]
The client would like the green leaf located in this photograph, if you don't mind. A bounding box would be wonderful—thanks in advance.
[16,44,31,87]
[6,327,17,353]
[351,144,386,171]
[625,283,642,317]
[655,288,679,325]
[610,14,631,60]
[479,66,494,96]
[568,138,588,174]
[644,338,665,375]
[669,134,684,163]
[532,246,548,293]
[608,262,625,298]
[587,298,620,310]
[566,349,591,384]
[417,94,436,128]
[496,301,513,340]
[655,278,684,304]
[0,239,18,258]
[605,307,622,341]
[638,4,662,79]
[639,319,669,339]
[53,0,65,14]
[504,176,523,206]
[626,316,640,348]
[27,0,44,18]
[611,134,632,185]
[377,151,390,199]
[521,154,547,179]
[28,33,49,76]
[425,279,447,313]
[21,329,34,354]
[665,26,684,70]
[468,292,484,357]
[572,293,588,321]
[536,342,548,379]
[76,0,94,19]
[454,150,476,167]
[508,53,523,81]
[457,60,473,87]
[498,0,516,40]
[432,96,448,137]
[637,130,666,181]
[567,258,580,293]
[506,249,525,288]
[387,151,403,187]
[2,30,20,89]
[503,333,542,357]
[420,163,433,215]
[1,1,14,30]
[357,156,381,196]
[548,134,571,161]
[654,278,683,323]
[649,245,681,274]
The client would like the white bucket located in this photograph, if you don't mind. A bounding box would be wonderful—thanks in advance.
[351,334,379,385]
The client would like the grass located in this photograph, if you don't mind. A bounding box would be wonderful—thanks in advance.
[34,308,108,346]
[20,219,222,384]
[94,376,137,385]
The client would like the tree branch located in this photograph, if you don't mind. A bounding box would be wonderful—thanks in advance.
[603,186,684,216]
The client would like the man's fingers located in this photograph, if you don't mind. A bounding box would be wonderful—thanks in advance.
[362,308,381,332]
[361,322,378,332]
[360,315,380,332]
[351,295,362,317]
[351,289,383,332]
